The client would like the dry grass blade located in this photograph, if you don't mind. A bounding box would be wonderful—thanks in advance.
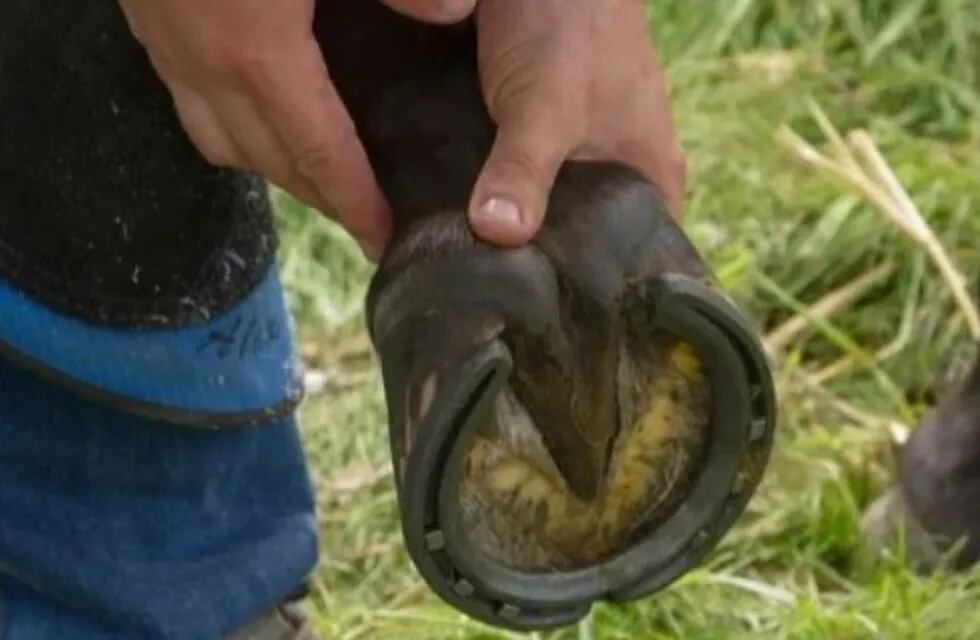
[810,269,919,385]
[385,580,429,609]
[847,130,980,339]
[776,120,980,340]
[764,262,895,354]
[325,461,394,501]
[704,574,797,606]
[792,371,909,440]
[774,126,907,233]
[807,100,860,172]
[810,327,908,385]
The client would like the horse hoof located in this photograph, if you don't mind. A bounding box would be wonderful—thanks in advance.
[367,163,776,630]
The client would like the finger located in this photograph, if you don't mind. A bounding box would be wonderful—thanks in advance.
[117,0,146,43]
[469,101,574,246]
[210,90,326,209]
[242,39,392,255]
[147,49,342,219]
[381,0,478,23]
[633,141,687,220]
[472,0,585,245]
[153,65,329,217]
[605,132,686,221]
[167,81,241,168]
[187,87,379,259]
[630,47,686,219]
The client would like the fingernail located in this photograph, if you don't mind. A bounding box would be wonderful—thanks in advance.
[476,196,522,227]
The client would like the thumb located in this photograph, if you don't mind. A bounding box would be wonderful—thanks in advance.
[469,105,571,246]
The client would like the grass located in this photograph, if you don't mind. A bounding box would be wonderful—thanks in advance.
[274,1,980,637]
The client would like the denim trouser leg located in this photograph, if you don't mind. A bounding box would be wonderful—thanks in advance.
[0,356,318,639]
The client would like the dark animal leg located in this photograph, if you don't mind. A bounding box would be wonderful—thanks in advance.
[864,283,980,569]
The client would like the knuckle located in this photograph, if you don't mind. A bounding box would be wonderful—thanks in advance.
[293,143,341,185]
[293,145,335,181]
[497,148,549,186]
[292,127,359,182]
[195,39,266,86]
[483,40,552,113]
[194,40,235,77]
[222,51,269,88]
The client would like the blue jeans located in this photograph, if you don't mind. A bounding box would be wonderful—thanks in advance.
[0,356,318,639]
[0,270,318,639]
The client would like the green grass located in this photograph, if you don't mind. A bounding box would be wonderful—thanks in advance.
[275,1,980,637]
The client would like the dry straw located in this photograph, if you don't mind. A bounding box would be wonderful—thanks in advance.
[774,102,980,341]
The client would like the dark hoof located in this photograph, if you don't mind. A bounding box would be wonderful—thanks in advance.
[366,163,776,630]
[860,487,944,571]
[864,345,980,572]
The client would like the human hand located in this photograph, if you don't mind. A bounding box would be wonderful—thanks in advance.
[118,0,476,258]
[469,0,686,246]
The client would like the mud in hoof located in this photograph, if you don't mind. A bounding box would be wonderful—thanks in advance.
[458,315,711,571]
